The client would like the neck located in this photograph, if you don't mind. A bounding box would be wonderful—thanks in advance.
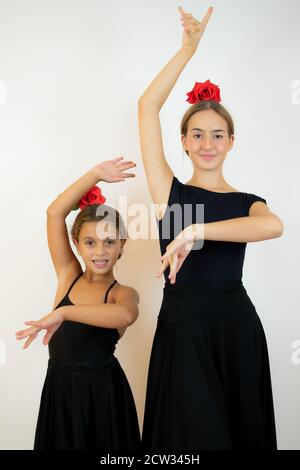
[189,168,228,190]
[82,269,115,284]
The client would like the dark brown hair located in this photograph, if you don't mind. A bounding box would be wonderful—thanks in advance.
[181,100,234,155]
[71,204,127,244]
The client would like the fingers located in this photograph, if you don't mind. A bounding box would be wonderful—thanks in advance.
[169,253,179,284]
[201,6,214,28]
[175,257,185,274]
[15,326,39,340]
[112,157,136,170]
[168,253,178,280]
[181,17,200,28]
[157,258,170,278]
[178,6,193,18]
[116,161,136,170]
[179,12,199,34]
[178,5,193,21]
[121,173,135,178]
[110,173,135,183]
[161,247,175,261]
[117,162,136,179]
[22,332,38,349]
[158,252,178,282]
[178,6,186,17]
[43,331,54,345]
[178,5,213,31]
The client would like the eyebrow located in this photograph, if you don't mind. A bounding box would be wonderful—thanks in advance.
[191,128,226,133]
[83,236,114,241]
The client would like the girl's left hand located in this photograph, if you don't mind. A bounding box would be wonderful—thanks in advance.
[15,308,65,349]
[179,5,214,52]
[157,225,197,284]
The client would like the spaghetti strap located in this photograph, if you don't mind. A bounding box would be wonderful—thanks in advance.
[66,272,84,296]
[53,272,83,310]
[104,280,117,304]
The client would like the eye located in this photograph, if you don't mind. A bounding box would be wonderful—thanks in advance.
[85,240,94,246]
[214,135,223,139]
[193,134,202,139]
[107,239,116,245]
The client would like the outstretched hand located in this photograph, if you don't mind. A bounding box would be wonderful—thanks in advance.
[93,157,136,183]
[178,5,213,51]
[15,309,65,349]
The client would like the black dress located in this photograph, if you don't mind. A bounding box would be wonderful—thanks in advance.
[142,176,277,450]
[34,273,140,450]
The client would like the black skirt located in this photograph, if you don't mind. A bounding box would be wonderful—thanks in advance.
[142,280,277,450]
[34,355,141,450]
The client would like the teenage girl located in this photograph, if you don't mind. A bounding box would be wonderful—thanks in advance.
[15,157,141,450]
[138,5,283,449]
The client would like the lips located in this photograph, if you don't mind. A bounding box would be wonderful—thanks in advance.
[92,259,108,268]
[201,154,216,161]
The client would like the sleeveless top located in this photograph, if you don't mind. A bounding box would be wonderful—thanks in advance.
[48,273,119,362]
[158,176,267,284]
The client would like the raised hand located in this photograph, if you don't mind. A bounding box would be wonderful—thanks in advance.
[93,157,136,183]
[178,5,213,52]
[15,309,65,348]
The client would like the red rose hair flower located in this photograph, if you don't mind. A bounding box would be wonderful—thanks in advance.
[72,186,106,211]
[186,79,221,104]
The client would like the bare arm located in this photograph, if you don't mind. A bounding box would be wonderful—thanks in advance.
[16,287,139,348]
[177,203,284,244]
[61,295,138,329]
[158,202,284,284]
[138,6,213,214]
[46,167,99,218]
[200,214,283,243]
[198,202,284,243]
[46,167,99,279]
[46,158,136,279]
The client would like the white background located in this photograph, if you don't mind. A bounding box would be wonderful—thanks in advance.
[0,0,299,449]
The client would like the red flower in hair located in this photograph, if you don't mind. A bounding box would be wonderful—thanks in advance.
[72,186,106,211]
[186,79,221,104]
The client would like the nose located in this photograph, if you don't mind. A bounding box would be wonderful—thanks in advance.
[94,242,107,257]
[201,135,213,149]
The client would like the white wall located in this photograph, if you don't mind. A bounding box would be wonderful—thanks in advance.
[0,0,299,450]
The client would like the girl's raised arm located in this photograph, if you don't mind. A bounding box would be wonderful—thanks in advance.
[138,6,213,215]
[46,158,136,280]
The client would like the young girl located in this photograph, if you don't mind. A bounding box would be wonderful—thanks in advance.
[15,157,141,450]
[138,5,283,450]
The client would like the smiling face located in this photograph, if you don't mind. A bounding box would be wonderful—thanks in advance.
[73,220,125,274]
[181,109,234,170]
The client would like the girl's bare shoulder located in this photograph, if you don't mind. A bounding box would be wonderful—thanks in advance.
[112,282,140,304]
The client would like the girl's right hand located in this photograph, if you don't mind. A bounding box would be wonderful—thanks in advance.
[93,157,136,183]
[178,5,213,52]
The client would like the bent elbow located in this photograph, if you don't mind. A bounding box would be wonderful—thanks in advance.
[272,219,284,238]
[138,98,147,111]
[125,307,139,326]
[263,215,284,240]
[138,95,151,108]
[138,98,159,114]
[46,204,60,217]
